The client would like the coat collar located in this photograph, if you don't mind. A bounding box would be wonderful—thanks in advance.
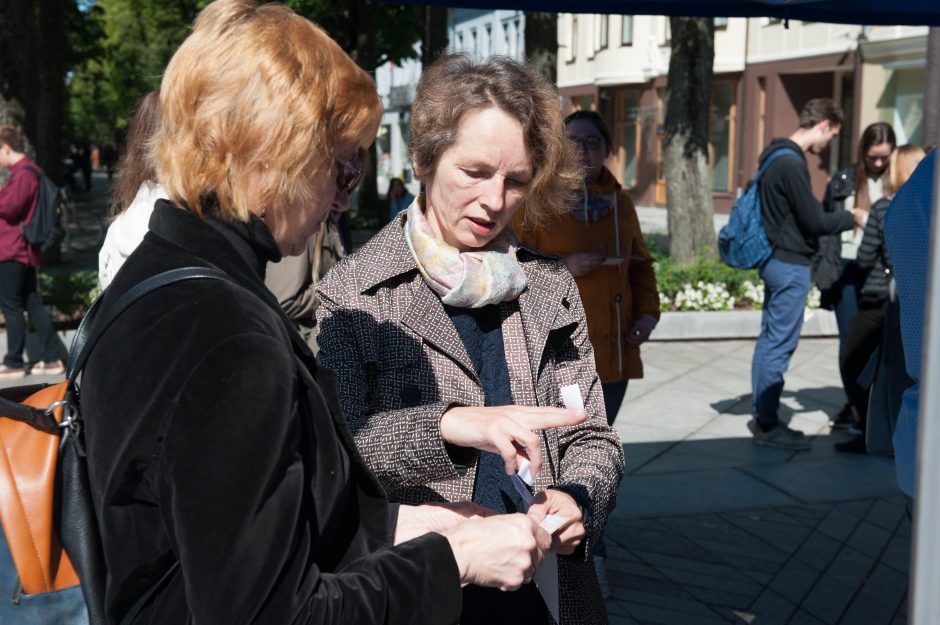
[353,214,577,381]
[147,201,315,362]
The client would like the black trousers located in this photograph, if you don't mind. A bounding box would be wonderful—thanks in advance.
[0,261,59,368]
[839,298,888,428]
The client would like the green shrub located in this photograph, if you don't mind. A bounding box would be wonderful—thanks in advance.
[39,269,100,323]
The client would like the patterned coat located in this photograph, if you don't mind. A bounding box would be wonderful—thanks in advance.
[315,215,625,625]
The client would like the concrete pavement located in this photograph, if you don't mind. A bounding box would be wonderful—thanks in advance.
[604,337,908,625]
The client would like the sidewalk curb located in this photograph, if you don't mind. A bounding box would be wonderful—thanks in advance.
[651,308,837,341]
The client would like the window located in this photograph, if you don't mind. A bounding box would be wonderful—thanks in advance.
[597,15,609,51]
[714,17,728,29]
[503,22,511,55]
[571,95,595,112]
[515,19,522,58]
[621,15,633,46]
[568,15,578,62]
[471,28,478,56]
[708,81,736,193]
[457,32,465,52]
[614,90,641,188]
[485,24,492,56]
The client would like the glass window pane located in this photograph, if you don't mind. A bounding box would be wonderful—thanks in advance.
[621,124,637,187]
[709,82,733,192]
[622,16,633,45]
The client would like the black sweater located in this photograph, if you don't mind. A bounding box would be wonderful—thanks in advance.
[857,196,893,303]
[758,138,856,265]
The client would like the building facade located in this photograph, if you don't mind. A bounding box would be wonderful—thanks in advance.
[557,16,929,212]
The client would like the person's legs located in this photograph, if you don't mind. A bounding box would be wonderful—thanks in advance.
[832,259,861,357]
[839,302,888,426]
[601,380,629,427]
[751,258,811,428]
[0,261,30,369]
[21,267,61,364]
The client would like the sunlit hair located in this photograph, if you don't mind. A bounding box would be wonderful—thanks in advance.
[0,126,25,153]
[409,54,580,229]
[885,144,926,197]
[798,98,844,130]
[112,91,160,216]
[853,122,896,212]
[154,0,382,221]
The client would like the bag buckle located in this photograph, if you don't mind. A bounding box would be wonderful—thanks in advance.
[45,399,77,430]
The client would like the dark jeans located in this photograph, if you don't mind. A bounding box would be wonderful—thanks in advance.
[839,299,888,428]
[0,261,58,368]
[602,380,629,426]
[830,259,864,357]
[751,258,811,426]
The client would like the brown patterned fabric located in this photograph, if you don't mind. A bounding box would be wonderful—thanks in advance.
[316,214,624,625]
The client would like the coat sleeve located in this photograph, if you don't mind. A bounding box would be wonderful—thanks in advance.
[549,277,625,558]
[620,192,660,321]
[315,267,470,492]
[160,331,462,625]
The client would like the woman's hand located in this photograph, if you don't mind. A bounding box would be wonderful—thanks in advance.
[626,314,657,347]
[439,406,587,477]
[526,489,585,555]
[852,208,869,228]
[565,253,605,277]
[394,502,495,545]
[443,514,551,590]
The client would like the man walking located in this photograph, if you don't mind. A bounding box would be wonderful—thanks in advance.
[751,99,864,450]
[0,126,64,378]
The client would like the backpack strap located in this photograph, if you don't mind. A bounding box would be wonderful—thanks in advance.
[66,267,233,383]
[753,147,802,183]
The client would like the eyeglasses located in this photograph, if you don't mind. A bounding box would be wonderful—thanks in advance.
[334,149,365,194]
[569,135,605,151]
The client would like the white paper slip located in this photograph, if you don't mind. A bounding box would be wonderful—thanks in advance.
[560,384,584,411]
[516,456,535,486]
[538,514,566,534]
[534,554,560,623]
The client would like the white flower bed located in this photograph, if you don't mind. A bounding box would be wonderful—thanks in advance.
[661,280,822,312]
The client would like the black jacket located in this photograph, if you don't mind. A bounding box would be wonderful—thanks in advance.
[857,196,893,303]
[82,201,461,625]
[758,138,855,266]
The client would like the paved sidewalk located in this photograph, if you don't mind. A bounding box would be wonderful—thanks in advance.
[604,338,909,625]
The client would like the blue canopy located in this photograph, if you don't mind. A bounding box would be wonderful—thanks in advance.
[403,0,940,26]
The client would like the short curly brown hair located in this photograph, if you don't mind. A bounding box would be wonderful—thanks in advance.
[409,54,580,229]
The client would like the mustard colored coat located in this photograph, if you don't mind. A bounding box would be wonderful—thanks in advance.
[514,167,660,383]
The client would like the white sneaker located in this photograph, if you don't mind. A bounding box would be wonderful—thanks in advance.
[752,423,811,450]
[594,555,611,599]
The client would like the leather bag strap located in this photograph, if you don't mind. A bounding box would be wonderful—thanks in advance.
[66,267,233,383]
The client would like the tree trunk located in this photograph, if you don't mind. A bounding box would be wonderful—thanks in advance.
[663,17,716,265]
[524,12,557,84]
[924,27,940,148]
[422,6,448,68]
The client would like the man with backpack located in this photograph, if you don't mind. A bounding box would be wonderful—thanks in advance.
[750,99,865,450]
[0,126,64,378]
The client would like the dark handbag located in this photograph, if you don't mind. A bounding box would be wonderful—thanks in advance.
[0,267,232,625]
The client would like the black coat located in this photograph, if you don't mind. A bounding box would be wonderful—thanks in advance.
[82,201,461,625]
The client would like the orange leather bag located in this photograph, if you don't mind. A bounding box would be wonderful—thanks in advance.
[0,380,80,595]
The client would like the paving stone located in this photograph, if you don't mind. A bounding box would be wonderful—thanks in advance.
[785,608,828,624]
[814,504,866,543]
[846,520,894,560]
[791,531,842,571]
[746,588,798,625]
[651,563,763,597]
[721,511,813,554]
[615,587,718,616]
[878,532,911,576]
[824,544,876,586]
[681,584,755,609]
[864,497,906,532]
[767,557,821,605]
[607,559,667,581]
[799,573,857,624]
[620,601,732,625]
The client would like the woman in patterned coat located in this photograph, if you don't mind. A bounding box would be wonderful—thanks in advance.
[316,54,625,625]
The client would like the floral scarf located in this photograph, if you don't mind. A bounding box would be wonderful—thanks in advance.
[403,199,528,308]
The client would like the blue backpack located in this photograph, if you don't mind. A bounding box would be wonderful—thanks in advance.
[718,148,801,269]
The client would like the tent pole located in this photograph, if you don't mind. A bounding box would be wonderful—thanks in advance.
[911,149,940,624]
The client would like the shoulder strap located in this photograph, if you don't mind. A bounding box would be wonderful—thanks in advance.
[754,147,802,183]
[66,267,233,382]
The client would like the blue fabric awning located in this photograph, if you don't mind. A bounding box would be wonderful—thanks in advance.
[398,0,940,26]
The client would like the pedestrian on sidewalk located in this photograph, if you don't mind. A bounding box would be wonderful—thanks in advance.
[837,144,925,454]
[0,126,65,378]
[817,122,896,430]
[750,98,865,450]
[513,109,659,598]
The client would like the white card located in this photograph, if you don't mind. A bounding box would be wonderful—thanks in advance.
[560,384,584,411]
[538,514,566,534]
